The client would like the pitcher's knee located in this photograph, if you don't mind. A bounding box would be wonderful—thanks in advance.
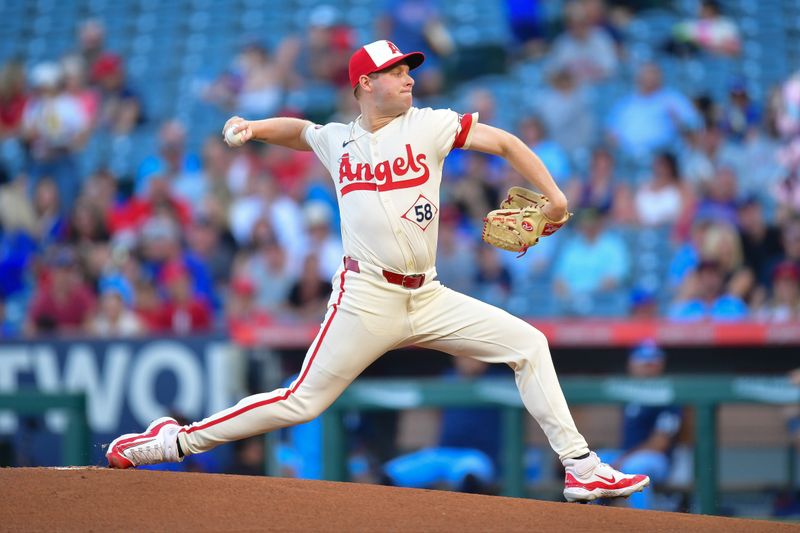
[287,394,327,424]
[527,327,549,349]
[512,328,551,369]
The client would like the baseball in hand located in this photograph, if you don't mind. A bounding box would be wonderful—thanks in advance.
[225,125,247,147]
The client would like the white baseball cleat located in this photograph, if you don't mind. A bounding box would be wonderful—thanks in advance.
[106,417,183,469]
[562,451,650,502]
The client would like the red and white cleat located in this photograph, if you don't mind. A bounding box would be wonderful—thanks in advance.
[106,417,183,469]
[562,452,650,502]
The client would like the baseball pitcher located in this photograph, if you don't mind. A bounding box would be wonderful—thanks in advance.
[107,40,649,503]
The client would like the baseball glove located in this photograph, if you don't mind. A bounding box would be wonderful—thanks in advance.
[482,186,571,256]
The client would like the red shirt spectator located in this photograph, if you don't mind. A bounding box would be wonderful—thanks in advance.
[26,249,96,335]
[0,60,28,134]
[109,175,192,234]
[154,261,212,334]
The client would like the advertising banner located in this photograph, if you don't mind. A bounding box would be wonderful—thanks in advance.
[0,336,246,466]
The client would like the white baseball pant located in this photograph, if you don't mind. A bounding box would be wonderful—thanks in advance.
[178,258,590,461]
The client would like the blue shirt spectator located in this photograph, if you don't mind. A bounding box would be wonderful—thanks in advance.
[554,210,630,295]
[606,63,701,160]
[668,260,749,321]
[136,120,204,204]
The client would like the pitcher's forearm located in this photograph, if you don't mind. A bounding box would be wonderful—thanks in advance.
[250,117,313,150]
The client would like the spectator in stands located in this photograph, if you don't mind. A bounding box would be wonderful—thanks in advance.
[87,275,145,337]
[61,55,99,128]
[634,151,689,227]
[376,0,452,98]
[669,0,741,57]
[32,178,66,246]
[198,136,235,230]
[702,221,753,298]
[205,40,287,118]
[185,214,235,289]
[0,171,36,309]
[382,357,501,494]
[532,67,597,157]
[692,166,741,228]
[720,81,761,143]
[553,208,630,316]
[772,69,800,223]
[504,0,545,57]
[0,172,36,238]
[21,62,90,214]
[283,5,355,90]
[225,275,272,330]
[753,261,800,322]
[473,246,512,310]
[132,278,161,331]
[0,60,28,139]
[91,54,143,136]
[300,201,342,281]
[228,172,306,263]
[549,0,618,85]
[25,247,96,336]
[155,260,212,334]
[137,216,218,312]
[564,146,633,224]
[606,62,701,161]
[737,196,784,288]
[668,259,748,321]
[136,120,203,204]
[773,169,800,226]
[65,198,110,246]
[771,217,800,277]
[111,172,193,235]
[435,207,477,295]
[681,125,741,190]
[76,19,107,75]
[243,234,295,315]
[286,253,329,322]
[603,341,683,510]
[518,115,572,184]
[449,152,501,230]
[0,175,36,313]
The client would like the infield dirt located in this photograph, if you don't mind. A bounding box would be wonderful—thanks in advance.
[0,468,797,532]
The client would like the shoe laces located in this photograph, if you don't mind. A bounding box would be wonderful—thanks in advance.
[126,442,164,465]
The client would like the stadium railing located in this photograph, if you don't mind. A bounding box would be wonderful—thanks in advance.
[321,375,800,516]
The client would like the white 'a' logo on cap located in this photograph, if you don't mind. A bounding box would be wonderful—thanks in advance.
[363,40,402,67]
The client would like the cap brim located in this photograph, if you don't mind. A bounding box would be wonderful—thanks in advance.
[376,51,425,73]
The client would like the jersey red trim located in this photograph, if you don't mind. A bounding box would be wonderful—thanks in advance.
[452,113,474,150]
[182,270,348,435]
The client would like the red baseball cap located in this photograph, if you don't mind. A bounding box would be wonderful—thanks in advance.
[348,40,425,89]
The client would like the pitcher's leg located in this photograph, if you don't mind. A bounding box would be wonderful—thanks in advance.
[179,363,352,455]
[174,267,405,456]
[412,285,588,461]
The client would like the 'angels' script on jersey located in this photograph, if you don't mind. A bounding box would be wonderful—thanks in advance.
[338,144,429,196]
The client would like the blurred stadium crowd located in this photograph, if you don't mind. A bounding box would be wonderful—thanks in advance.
[1,0,800,338]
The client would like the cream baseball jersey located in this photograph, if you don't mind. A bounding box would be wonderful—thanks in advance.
[303,107,478,274]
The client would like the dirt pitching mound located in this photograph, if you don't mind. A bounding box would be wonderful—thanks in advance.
[0,468,794,532]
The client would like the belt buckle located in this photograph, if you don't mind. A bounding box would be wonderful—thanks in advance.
[401,274,425,289]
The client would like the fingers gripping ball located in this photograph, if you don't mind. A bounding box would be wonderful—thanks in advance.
[482,187,571,257]
[225,125,247,147]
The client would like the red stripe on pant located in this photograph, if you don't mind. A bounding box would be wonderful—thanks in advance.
[182,270,348,435]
